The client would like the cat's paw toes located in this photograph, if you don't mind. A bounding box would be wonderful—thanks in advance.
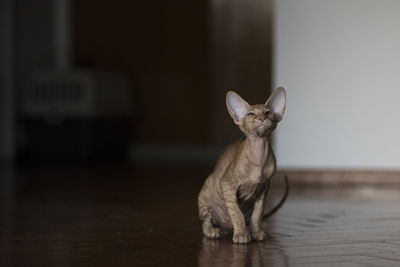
[251,230,266,241]
[233,231,251,244]
[204,227,220,239]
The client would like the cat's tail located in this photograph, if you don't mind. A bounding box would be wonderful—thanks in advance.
[262,175,289,220]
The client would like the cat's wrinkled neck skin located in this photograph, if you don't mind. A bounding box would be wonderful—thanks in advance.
[231,133,275,184]
[242,134,273,166]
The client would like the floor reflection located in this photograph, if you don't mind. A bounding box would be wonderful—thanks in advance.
[0,164,17,267]
[2,166,400,266]
[0,164,16,227]
[198,235,288,267]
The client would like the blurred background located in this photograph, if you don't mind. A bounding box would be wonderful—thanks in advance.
[0,0,272,165]
[2,2,400,265]
[1,0,400,170]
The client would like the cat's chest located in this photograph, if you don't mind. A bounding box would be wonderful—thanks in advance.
[237,180,268,203]
[243,163,275,183]
[234,164,274,204]
[245,167,265,182]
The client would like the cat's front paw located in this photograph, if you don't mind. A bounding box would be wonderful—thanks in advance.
[251,230,266,241]
[203,227,220,239]
[232,230,251,244]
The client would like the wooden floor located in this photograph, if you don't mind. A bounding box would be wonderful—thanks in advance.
[0,164,400,266]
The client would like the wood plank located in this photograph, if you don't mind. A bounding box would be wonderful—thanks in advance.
[1,166,400,266]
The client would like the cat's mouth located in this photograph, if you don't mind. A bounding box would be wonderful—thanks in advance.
[256,124,267,130]
[255,124,268,136]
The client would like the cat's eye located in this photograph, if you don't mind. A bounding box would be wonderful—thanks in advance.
[247,112,255,117]
[264,111,272,116]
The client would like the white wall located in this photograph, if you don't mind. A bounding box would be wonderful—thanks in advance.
[274,0,400,169]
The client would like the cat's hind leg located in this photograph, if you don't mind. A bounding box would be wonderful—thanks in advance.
[199,206,220,239]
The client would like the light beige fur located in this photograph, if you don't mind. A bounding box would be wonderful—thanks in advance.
[198,87,286,244]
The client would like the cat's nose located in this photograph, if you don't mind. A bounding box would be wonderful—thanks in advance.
[258,117,265,122]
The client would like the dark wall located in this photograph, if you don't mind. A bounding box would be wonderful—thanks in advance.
[0,0,273,162]
[5,0,273,159]
[74,0,207,145]
[0,0,15,160]
[74,0,273,147]
[15,0,55,74]
[207,0,274,145]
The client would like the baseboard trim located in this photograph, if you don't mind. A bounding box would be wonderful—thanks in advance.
[276,169,400,186]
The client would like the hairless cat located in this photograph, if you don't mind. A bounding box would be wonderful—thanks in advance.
[198,87,289,244]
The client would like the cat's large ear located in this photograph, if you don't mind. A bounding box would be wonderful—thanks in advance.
[266,87,286,122]
[226,91,250,124]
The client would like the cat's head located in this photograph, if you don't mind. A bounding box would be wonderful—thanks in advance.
[226,87,286,138]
